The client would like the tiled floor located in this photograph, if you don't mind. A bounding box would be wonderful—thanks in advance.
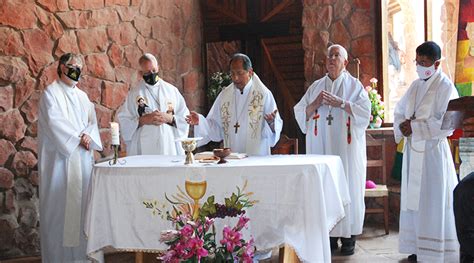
[2,225,411,263]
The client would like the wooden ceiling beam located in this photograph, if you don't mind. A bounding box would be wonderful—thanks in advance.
[205,0,247,24]
[260,0,294,22]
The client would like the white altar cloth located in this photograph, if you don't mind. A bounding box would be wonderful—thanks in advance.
[85,155,350,263]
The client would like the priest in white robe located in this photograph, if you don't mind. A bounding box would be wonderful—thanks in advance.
[394,41,459,262]
[117,53,189,155]
[38,53,102,262]
[294,44,371,256]
[186,53,282,156]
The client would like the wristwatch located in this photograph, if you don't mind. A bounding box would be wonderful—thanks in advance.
[340,100,346,109]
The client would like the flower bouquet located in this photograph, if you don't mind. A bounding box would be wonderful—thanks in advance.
[144,182,257,263]
[365,78,385,128]
[208,72,232,106]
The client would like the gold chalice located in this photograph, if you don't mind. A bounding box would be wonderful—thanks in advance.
[184,167,207,219]
[177,137,202,165]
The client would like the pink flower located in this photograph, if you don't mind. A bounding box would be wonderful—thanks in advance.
[189,237,209,259]
[370,115,374,122]
[220,226,243,253]
[365,86,372,92]
[180,224,194,238]
[204,217,214,232]
[160,230,179,243]
[370,78,378,83]
[234,216,250,231]
[240,238,255,263]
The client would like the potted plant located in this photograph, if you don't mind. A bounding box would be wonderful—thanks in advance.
[365,78,385,129]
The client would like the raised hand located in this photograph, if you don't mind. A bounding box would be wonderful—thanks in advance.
[185,111,200,125]
[264,109,278,124]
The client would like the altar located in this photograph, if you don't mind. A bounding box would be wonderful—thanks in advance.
[85,155,351,263]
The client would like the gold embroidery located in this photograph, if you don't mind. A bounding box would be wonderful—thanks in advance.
[142,199,167,218]
[248,90,264,139]
[220,101,231,146]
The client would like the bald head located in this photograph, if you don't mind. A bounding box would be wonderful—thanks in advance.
[139,53,159,71]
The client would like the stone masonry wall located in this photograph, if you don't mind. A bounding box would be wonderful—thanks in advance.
[0,0,204,259]
[302,0,378,88]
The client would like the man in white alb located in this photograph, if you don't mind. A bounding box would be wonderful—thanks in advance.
[38,53,102,262]
[117,53,190,155]
[294,44,371,255]
[394,41,459,262]
[186,53,282,156]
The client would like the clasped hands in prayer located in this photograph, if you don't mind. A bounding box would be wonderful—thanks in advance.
[139,110,174,127]
[306,91,345,119]
[399,119,413,137]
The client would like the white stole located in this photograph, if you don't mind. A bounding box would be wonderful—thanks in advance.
[56,81,87,247]
[220,74,266,155]
[401,72,443,211]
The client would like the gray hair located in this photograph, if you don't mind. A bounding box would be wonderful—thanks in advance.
[327,44,348,60]
[138,53,159,68]
[229,53,253,71]
[57,53,83,76]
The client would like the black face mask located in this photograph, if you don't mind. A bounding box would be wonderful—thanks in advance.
[65,66,81,81]
[143,72,159,86]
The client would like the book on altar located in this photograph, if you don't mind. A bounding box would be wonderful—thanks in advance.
[194,151,248,160]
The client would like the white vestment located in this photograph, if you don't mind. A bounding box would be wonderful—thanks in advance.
[394,70,460,262]
[294,71,371,237]
[117,79,189,155]
[194,73,282,156]
[38,80,102,262]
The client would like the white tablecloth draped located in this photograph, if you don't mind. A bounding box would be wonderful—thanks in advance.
[85,155,350,263]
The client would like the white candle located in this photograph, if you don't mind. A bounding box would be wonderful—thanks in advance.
[110,122,120,145]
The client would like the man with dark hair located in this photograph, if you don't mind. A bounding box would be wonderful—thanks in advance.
[117,53,189,155]
[186,53,282,155]
[394,41,460,261]
[38,53,103,262]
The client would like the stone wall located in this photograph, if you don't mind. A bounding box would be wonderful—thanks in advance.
[302,0,378,88]
[0,0,204,259]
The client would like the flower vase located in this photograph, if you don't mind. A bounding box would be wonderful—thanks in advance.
[369,122,375,129]
[374,116,383,128]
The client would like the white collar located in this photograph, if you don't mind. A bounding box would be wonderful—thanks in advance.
[326,70,346,84]
[57,79,77,93]
[234,77,252,95]
[144,78,162,89]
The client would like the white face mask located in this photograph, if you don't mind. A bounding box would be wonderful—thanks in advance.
[416,64,436,80]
